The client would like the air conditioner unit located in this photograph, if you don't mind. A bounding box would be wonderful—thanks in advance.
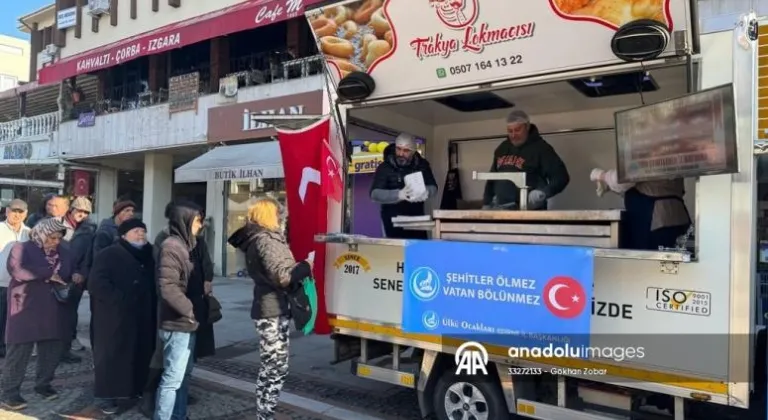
[87,0,110,16]
[44,44,59,56]
[38,51,53,65]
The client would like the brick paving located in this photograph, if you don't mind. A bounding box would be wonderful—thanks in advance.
[197,344,421,420]
[0,350,330,420]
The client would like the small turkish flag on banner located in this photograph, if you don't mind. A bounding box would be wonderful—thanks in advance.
[276,116,340,335]
[321,139,343,203]
[72,170,90,196]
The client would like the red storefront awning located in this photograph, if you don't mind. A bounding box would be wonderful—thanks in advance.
[38,0,317,84]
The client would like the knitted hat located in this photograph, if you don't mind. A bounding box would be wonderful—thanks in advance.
[113,200,136,216]
[70,197,92,213]
[118,218,146,236]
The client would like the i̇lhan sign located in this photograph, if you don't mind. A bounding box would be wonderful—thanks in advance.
[306,0,692,101]
[207,90,323,143]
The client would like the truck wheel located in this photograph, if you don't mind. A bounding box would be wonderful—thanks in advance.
[433,371,508,420]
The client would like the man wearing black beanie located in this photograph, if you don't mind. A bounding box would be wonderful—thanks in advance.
[93,199,136,257]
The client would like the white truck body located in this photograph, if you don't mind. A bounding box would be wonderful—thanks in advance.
[307,0,763,418]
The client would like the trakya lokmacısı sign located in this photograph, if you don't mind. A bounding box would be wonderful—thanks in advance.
[207,90,323,143]
[306,0,690,101]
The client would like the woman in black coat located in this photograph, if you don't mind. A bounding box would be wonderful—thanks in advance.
[88,219,157,415]
[188,235,216,359]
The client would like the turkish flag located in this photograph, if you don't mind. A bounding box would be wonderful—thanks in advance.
[72,170,91,196]
[321,139,343,203]
[276,116,338,335]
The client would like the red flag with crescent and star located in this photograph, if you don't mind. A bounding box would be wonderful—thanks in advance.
[321,139,343,203]
[276,116,342,335]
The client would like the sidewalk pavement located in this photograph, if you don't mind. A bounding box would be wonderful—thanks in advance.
[68,276,420,420]
[0,347,343,420]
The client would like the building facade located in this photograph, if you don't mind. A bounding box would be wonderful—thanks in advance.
[0,35,30,92]
[0,0,326,275]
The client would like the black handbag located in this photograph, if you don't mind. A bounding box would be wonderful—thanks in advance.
[51,283,73,303]
[207,295,222,324]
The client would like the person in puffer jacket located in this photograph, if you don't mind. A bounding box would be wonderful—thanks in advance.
[153,201,203,420]
[228,197,312,420]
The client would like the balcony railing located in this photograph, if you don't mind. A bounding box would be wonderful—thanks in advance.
[66,53,324,120]
[0,112,60,143]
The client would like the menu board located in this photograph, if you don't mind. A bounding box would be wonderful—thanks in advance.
[168,72,200,115]
[615,84,738,183]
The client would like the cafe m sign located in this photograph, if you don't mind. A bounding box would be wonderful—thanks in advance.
[207,90,323,143]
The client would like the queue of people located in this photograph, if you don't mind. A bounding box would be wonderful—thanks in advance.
[0,194,307,420]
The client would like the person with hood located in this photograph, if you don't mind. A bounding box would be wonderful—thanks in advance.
[89,219,156,415]
[92,200,135,256]
[154,201,203,420]
[370,133,438,240]
[0,200,30,358]
[482,110,570,210]
[0,218,72,410]
[228,197,312,420]
[60,197,95,361]
[140,202,214,415]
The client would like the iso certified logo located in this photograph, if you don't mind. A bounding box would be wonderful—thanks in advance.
[409,267,440,301]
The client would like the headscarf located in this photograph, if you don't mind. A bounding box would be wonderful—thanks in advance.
[29,217,67,274]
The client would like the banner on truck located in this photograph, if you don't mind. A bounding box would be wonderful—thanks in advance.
[306,0,689,101]
[402,241,594,348]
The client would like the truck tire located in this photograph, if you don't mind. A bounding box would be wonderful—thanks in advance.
[433,370,509,420]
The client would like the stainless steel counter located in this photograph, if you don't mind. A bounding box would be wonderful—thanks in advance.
[314,234,690,262]
[432,209,622,222]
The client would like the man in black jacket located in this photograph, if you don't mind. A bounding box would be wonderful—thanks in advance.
[482,110,570,210]
[370,133,438,239]
[61,197,95,363]
[154,201,203,420]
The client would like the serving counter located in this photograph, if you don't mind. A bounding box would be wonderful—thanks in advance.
[431,209,621,248]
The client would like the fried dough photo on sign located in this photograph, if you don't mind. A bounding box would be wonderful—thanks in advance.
[549,0,669,29]
[309,0,394,80]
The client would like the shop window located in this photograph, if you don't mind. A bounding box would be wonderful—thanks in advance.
[117,169,144,216]
[225,179,286,277]
[0,44,23,56]
[0,74,18,92]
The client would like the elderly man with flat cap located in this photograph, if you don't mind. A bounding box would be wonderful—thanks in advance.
[482,110,570,210]
[370,133,438,239]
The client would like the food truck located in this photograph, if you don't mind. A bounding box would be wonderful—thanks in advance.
[304,0,765,419]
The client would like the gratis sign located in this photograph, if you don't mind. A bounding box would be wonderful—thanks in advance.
[402,241,594,349]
